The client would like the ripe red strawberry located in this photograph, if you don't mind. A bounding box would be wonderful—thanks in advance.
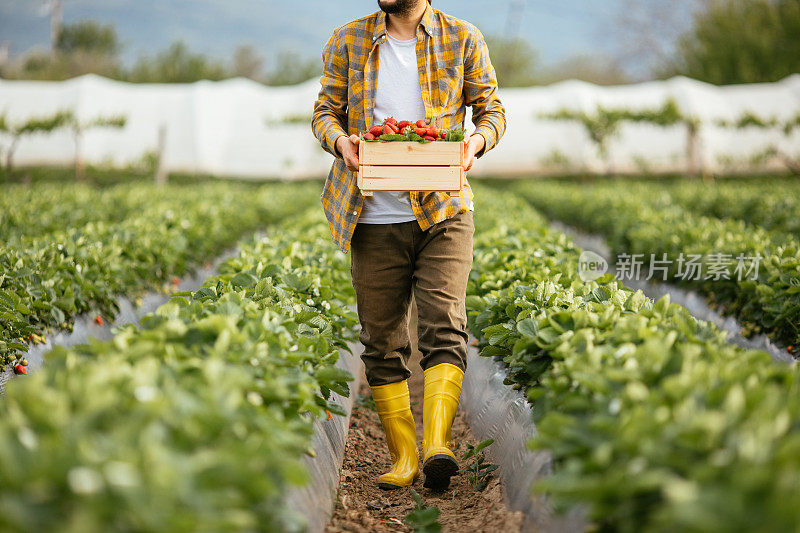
[385,117,397,126]
[423,135,437,141]
[439,132,446,139]
[414,127,428,137]
[95,315,104,326]
[364,132,375,140]
[14,364,26,375]
[383,124,394,135]
[416,119,427,128]
[397,120,412,130]
[428,126,439,137]
[369,125,383,136]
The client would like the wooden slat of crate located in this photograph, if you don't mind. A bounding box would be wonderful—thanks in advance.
[358,165,463,193]
[360,141,463,166]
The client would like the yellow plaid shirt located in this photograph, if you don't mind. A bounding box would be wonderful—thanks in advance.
[312,5,506,253]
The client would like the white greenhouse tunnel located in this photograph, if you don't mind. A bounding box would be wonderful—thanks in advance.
[0,73,798,179]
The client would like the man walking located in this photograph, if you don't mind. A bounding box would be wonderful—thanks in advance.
[312,0,505,490]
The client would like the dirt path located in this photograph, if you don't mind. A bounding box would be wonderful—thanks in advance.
[327,309,524,533]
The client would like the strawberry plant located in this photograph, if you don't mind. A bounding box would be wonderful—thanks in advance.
[404,489,442,533]
[0,205,358,532]
[653,179,800,236]
[467,185,800,531]
[460,438,497,491]
[514,180,800,349]
[0,181,320,370]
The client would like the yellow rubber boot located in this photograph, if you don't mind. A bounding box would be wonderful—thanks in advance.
[371,380,419,489]
[422,363,464,489]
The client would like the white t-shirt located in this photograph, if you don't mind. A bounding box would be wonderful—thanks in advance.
[358,32,422,225]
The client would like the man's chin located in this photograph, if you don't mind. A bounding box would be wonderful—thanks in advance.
[377,0,397,13]
[378,0,415,15]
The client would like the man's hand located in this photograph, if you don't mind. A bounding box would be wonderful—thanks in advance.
[336,134,361,172]
[463,134,486,172]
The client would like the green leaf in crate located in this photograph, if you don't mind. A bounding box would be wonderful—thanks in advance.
[378,134,407,141]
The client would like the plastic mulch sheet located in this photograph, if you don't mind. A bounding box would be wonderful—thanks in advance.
[460,340,587,533]
[284,341,362,533]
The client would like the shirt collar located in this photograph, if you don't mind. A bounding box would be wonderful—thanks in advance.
[373,4,434,43]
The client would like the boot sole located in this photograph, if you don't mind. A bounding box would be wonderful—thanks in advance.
[377,474,419,490]
[377,481,405,490]
[422,454,458,490]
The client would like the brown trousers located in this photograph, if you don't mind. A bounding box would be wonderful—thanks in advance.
[350,211,474,387]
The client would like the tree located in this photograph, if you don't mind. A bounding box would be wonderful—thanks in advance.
[61,111,127,181]
[265,50,320,86]
[540,106,630,174]
[539,54,631,86]
[626,99,704,177]
[612,0,702,79]
[6,19,123,81]
[666,0,800,84]
[540,99,704,176]
[483,35,539,87]
[128,41,227,83]
[0,111,71,177]
[716,111,800,174]
[232,44,265,81]
[56,19,121,56]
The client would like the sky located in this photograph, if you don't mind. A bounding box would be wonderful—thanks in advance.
[0,0,628,68]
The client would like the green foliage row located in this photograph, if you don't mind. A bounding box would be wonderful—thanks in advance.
[622,179,800,238]
[0,206,357,532]
[467,187,800,531]
[0,181,318,368]
[514,181,800,348]
[0,183,180,242]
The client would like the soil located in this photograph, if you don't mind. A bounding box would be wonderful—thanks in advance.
[326,309,524,533]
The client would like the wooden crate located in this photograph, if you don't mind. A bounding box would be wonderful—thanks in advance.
[357,141,464,196]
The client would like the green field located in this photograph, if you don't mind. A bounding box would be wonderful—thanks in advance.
[0,175,798,531]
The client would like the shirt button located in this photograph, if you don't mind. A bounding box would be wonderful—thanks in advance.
[352,210,357,215]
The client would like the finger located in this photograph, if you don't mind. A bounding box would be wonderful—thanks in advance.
[349,134,361,145]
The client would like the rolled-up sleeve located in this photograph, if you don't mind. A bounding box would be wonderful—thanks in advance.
[312,30,349,158]
[463,28,506,158]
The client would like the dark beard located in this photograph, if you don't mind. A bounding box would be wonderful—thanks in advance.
[377,0,422,17]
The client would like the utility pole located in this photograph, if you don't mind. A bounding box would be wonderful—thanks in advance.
[502,0,527,75]
[49,0,63,57]
[504,0,526,38]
